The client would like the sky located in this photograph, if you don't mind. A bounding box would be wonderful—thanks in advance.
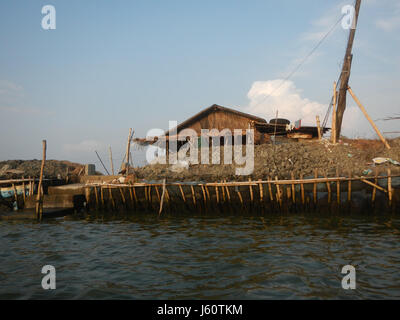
[0,0,399,170]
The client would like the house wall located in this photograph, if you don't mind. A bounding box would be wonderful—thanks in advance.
[177,111,269,144]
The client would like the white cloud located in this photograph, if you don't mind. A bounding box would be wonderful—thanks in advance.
[63,140,105,153]
[243,80,371,138]
[244,80,326,126]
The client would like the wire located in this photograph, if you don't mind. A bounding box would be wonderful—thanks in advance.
[251,14,344,112]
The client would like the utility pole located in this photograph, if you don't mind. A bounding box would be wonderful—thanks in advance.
[335,0,362,140]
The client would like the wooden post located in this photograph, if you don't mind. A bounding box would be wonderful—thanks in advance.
[313,169,318,204]
[191,185,196,207]
[109,187,115,210]
[290,173,295,204]
[100,187,105,208]
[94,186,99,208]
[36,140,46,220]
[119,187,126,206]
[201,185,207,208]
[348,170,352,202]
[325,172,331,204]
[316,116,322,140]
[347,86,391,149]
[178,184,186,203]
[268,177,274,202]
[336,167,341,205]
[225,180,231,202]
[109,146,115,176]
[372,169,378,204]
[248,178,254,203]
[126,129,133,175]
[258,179,264,204]
[159,179,166,215]
[300,174,305,205]
[22,177,26,204]
[335,0,362,139]
[332,82,337,144]
[388,169,392,205]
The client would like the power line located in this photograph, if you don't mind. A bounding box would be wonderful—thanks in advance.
[251,14,344,112]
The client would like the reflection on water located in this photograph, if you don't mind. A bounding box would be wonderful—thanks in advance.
[1,212,400,299]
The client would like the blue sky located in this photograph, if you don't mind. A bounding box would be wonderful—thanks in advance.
[0,0,399,169]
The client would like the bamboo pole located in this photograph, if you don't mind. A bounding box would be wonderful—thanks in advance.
[191,185,196,207]
[125,128,133,175]
[347,86,391,150]
[275,176,282,206]
[361,179,387,193]
[225,180,231,202]
[109,187,115,210]
[336,167,341,205]
[249,178,254,203]
[119,187,126,206]
[201,185,207,208]
[372,169,378,203]
[100,187,105,208]
[324,172,331,204]
[290,173,295,204]
[313,169,318,204]
[94,186,99,208]
[178,184,186,203]
[22,177,26,204]
[348,171,352,202]
[215,186,220,204]
[388,169,392,205]
[236,188,244,207]
[159,179,166,215]
[316,115,322,140]
[132,187,138,206]
[300,174,305,205]
[258,179,264,203]
[268,177,274,202]
[109,146,115,176]
[332,82,337,144]
[36,140,46,220]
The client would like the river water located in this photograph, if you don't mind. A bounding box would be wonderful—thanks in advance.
[1,212,400,299]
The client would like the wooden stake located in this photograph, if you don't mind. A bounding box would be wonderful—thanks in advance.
[125,128,133,175]
[324,172,331,204]
[300,174,305,205]
[249,178,254,203]
[348,86,391,150]
[258,179,264,203]
[313,169,318,204]
[348,170,352,202]
[372,169,378,203]
[388,169,392,205]
[36,140,46,220]
[268,177,274,202]
[336,167,341,205]
[290,173,295,204]
[191,185,196,206]
[316,115,322,140]
[178,184,186,203]
[332,82,337,144]
[109,187,115,210]
[94,186,99,208]
[159,179,166,215]
[109,146,115,176]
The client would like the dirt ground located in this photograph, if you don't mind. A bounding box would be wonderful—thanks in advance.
[0,160,85,179]
[133,138,400,182]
